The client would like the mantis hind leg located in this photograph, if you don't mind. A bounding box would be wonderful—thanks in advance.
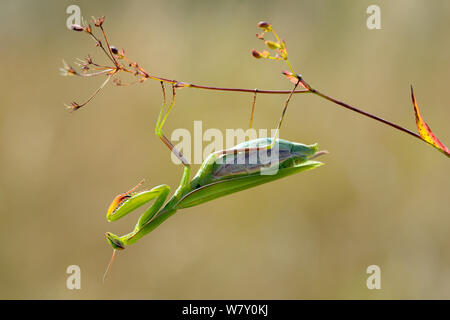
[244,79,301,152]
[269,77,301,148]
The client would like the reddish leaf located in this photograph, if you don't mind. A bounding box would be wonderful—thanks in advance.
[281,70,308,90]
[411,86,450,157]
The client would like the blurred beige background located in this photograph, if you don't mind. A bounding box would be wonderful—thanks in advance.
[0,0,449,299]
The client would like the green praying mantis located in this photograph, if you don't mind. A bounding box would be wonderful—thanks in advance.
[103,80,327,279]
[60,18,449,282]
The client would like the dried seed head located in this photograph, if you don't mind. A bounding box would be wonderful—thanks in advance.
[71,24,84,32]
[93,16,105,27]
[60,60,77,76]
[110,46,119,54]
[84,24,92,33]
[251,49,263,59]
[66,101,81,112]
[257,21,272,31]
[256,33,265,40]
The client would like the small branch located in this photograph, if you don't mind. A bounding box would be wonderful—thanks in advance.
[311,88,423,141]
[183,83,310,95]
[99,25,119,67]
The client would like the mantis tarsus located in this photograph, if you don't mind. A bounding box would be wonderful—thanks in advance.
[103,80,327,280]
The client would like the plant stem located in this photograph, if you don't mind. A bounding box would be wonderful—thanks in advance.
[310,88,422,141]
[138,67,421,142]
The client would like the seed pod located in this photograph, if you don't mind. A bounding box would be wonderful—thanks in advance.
[257,21,272,31]
[93,16,105,27]
[110,46,119,55]
[71,24,84,32]
[251,49,263,59]
[265,40,280,50]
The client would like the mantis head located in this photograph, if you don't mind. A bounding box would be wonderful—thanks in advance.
[105,232,125,250]
[104,232,125,282]
[103,235,123,283]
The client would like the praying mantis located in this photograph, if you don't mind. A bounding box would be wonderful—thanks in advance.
[103,80,327,279]
[61,18,449,281]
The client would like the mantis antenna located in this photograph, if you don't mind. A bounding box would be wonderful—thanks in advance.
[103,249,117,283]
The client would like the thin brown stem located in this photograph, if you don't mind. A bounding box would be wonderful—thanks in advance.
[86,32,117,66]
[186,83,309,94]
[68,74,114,111]
[311,88,422,141]
[76,69,114,77]
[99,25,119,67]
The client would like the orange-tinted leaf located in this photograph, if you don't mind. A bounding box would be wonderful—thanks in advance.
[411,86,450,157]
[281,70,308,89]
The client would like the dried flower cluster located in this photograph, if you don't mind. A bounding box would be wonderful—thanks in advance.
[61,16,151,111]
[252,21,288,61]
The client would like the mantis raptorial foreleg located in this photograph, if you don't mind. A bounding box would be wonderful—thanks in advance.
[106,183,171,241]
[103,182,171,282]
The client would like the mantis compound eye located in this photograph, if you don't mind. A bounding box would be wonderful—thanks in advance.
[105,232,125,250]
